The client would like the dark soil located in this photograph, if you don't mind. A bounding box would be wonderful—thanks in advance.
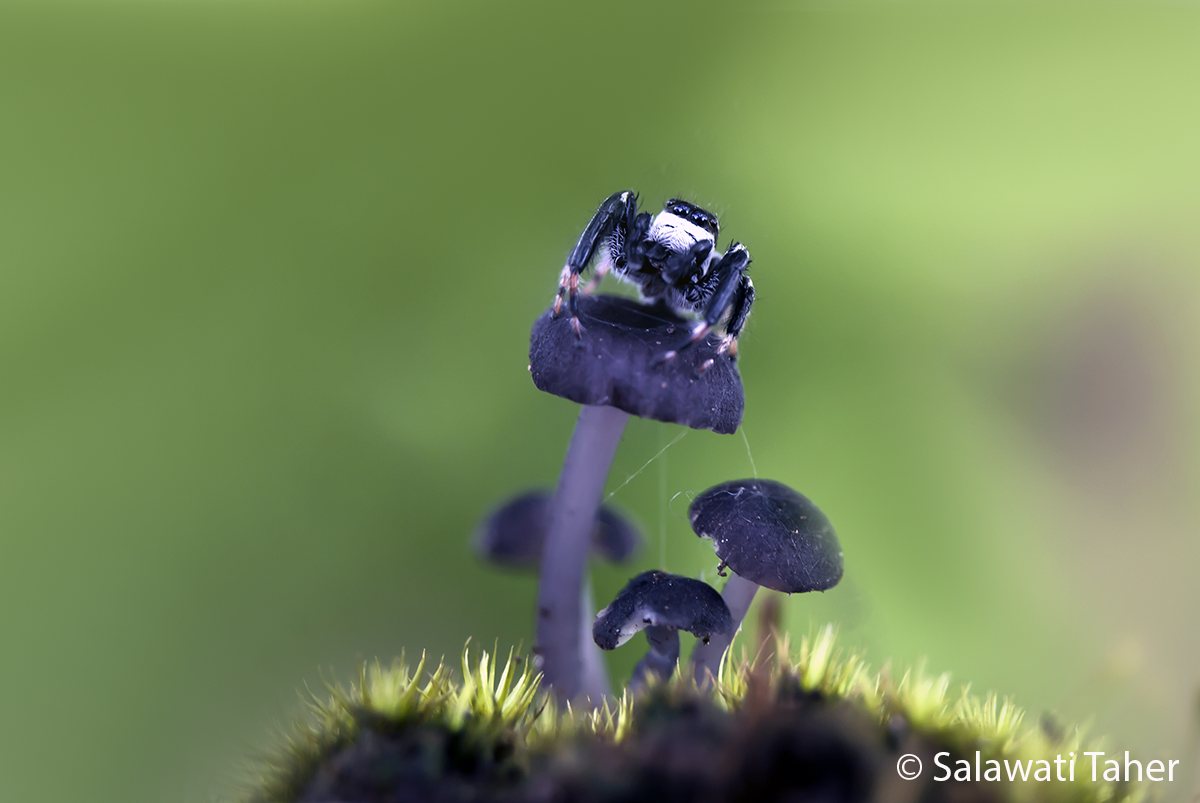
[295,678,1000,803]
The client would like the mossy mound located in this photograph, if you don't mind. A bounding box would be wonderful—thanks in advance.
[247,628,1141,803]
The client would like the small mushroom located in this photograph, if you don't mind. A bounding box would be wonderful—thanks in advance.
[593,570,733,689]
[529,293,745,702]
[687,479,843,684]
[473,490,640,568]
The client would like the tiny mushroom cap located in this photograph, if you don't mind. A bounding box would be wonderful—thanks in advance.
[689,479,843,594]
[530,294,744,434]
[474,490,640,568]
[593,570,733,651]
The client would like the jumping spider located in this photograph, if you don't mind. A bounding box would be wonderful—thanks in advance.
[552,191,754,361]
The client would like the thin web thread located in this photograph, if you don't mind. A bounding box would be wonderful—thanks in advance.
[605,430,688,501]
[740,426,758,478]
[658,428,668,570]
[576,302,683,332]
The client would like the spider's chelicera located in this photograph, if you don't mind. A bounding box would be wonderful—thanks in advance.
[553,191,755,361]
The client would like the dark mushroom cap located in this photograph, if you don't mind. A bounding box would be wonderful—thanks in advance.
[474,490,640,568]
[689,479,843,594]
[530,294,744,434]
[592,570,733,650]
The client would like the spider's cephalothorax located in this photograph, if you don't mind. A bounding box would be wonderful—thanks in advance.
[553,191,755,361]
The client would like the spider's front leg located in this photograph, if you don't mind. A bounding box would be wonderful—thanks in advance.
[580,260,610,295]
[554,190,638,336]
[719,273,754,361]
[661,243,751,362]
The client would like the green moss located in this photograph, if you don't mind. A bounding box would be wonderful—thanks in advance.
[247,628,1144,803]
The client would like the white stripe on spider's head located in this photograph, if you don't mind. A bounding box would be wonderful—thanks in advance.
[647,211,716,255]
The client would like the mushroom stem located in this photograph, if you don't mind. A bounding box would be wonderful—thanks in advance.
[538,404,630,703]
[630,625,680,690]
[690,574,760,685]
[579,576,612,702]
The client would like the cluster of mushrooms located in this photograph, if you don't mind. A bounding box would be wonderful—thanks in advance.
[474,293,844,704]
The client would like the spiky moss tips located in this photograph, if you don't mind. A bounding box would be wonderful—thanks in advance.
[249,645,542,803]
[247,628,1143,803]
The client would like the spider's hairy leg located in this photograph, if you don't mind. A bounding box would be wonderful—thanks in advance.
[719,275,754,361]
[553,264,572,316]
[582,256,612,294]
[660,243,751,362]
[553,190,638,336]
[662,239,714,286]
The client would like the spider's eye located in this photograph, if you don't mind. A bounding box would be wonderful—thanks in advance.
[664,199,719,237]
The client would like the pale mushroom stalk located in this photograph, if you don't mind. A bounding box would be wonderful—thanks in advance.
[690,573,759,684]
[475,488,640,705]
[630,625,679,690]
[537,404,629,702]
[579,576,612,700]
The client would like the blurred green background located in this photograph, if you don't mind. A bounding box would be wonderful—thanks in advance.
[2,1,1198,801]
